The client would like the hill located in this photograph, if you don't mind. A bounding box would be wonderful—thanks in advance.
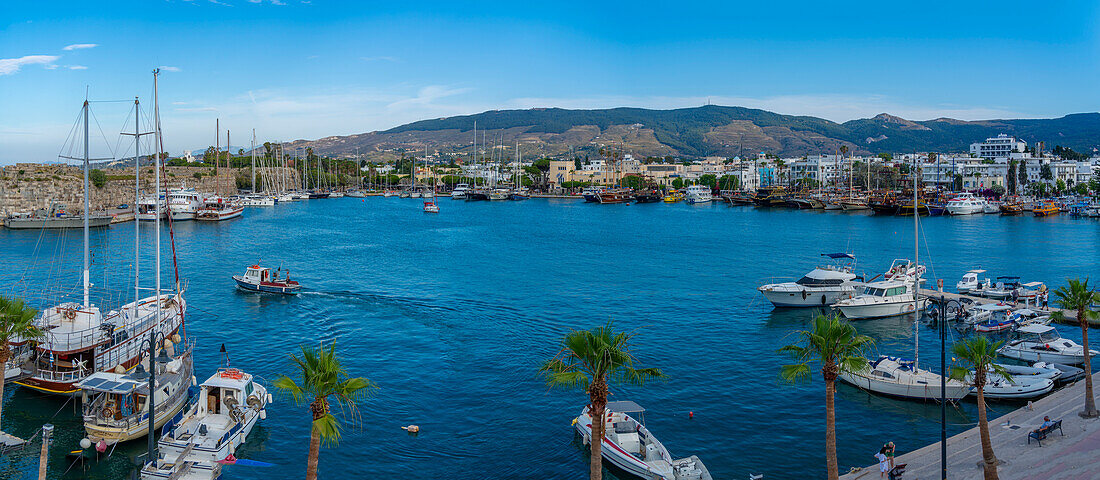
[275,105,1100,160]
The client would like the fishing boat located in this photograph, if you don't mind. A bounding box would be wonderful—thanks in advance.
[1033,201,1059,217]
[955,269,989,294]
[982,201,1001,214]
[154,367,270,464]
[971,304,1016,332]
[1000,201,1026,215]
[488,187,511,201]
[997,324,1098,365]
[757,253,863,307]
[509,188,531,201]
[233,265,301,294]
[195,197,243,221]
[684,185,714,204]
[840,196,870,211]
[167,187,204,221]
[977,276,1022,300]
[839,356,971,401]
[423,200,440,213]
[74,345,194,445]
[945,192,986,215]
[3,203,113,229]
[573,401,713,480]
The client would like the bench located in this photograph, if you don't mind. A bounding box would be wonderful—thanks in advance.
[1027,419,1063,446]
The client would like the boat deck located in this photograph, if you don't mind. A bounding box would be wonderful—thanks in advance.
[840,370,1100,480]
[0,431,27,453]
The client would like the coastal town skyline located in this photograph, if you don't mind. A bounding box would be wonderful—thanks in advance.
[3,0,1100,163]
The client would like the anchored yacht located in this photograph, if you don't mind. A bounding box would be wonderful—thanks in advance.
[758,253,863,307]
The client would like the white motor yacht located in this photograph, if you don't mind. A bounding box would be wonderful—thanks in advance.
[240,194,275,207]
[955,269,988,294]
[451,183,470,199]
[155,368,270,463]
[573,401,713,480]
[758,253,863,307]
[997,324,1098,365]
[195,197,244,221]
[945,192,986,215]
[834,280,926,319]
[684,185,713,204]
[167,188,203,221]
[839,356,971,401]
[983,201,1002,214]
[137,194,167,221]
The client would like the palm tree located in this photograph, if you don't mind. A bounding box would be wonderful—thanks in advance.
[778,314,873,480]
[274,342,377,480]
[949,337,1010,480]
[0,296,41,427]
[1050,278,1100,418]
[539,322,666,480]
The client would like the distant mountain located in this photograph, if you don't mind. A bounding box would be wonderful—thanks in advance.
[275,105,1100,160]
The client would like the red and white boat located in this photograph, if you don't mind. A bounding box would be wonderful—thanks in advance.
[423,201,439,213]
[195,196,243,221]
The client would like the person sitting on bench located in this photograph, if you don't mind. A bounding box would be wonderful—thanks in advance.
[1040,416,1054,429]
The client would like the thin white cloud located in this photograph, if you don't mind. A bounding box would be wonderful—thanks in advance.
[0,55,60,75]
[62,43,97,51]
[360,56,398,62]
[248,0,286,4]
[67,65,88,70]
[158,66,181,72]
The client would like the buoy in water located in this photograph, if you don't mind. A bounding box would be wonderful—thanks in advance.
[95,440,107,453]
[689,411,694,419]
[79,438,92,449]
[401,425,420,433]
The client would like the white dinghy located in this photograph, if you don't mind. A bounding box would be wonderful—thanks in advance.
[573,401,712,480]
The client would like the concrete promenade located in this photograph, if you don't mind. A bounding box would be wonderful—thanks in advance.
[840,371,1100,480]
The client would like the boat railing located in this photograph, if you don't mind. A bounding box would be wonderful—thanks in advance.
[32,365,90,384]
[41,325,106,353]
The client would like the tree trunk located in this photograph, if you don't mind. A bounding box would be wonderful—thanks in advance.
[588,382,607,480]
[1081,310,1098,417]
[825,378,839,480]
[306,427,320,480]
[0,347,8,427]
[976,386,1000,480]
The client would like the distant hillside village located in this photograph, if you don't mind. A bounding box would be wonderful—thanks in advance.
[339,133,1099,195]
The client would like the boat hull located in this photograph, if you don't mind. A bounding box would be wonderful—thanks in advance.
[234,277,300,295]
[837,298,927,319]
[4,216,112,229]
[839,371,971,401]
[758,286,855,307]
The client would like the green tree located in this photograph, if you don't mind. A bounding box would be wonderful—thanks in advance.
[953,174,964,191]
[779,314,873,480]
[991,184,1005,197]
[671,177,684,189]
[1049,279,1100,418]
[89,169,107,188]
[539,322,665,480]
[1055,178,1066,193]
[698,174,717,188]
[1018,160,1028,188]
[1006,160,1018,195]
[717,175,739,190]
[0,296,42,427]
[620,175,645,189]
[1040,163,1053,181]
[949,337,1011,480]
[275,342,377,480]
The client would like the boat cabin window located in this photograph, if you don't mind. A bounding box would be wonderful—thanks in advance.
[246,269,260,277]
[245,381,254,397]
[872,370,895,379]
[796,276,844,286]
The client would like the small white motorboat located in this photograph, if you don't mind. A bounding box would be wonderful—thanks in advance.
[997,324,1098,365]
[1032,362,1085,384]
[573,401,713,480]
[423,201,440,213]
[971,372,1053,400]
[757,253,863,307]
[838,356,971,402]
[955,269,988,294]
[993,363,1061,382]
[977,276,1022,300]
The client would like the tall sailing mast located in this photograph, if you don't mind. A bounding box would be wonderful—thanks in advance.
[82,99,90,308]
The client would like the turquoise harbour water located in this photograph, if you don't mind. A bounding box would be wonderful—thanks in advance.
[1,198,1098,479]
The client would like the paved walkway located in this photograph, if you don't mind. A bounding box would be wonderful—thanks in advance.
[841,372,1100,480]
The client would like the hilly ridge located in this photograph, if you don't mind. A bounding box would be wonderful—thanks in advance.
[281,105,1100,160]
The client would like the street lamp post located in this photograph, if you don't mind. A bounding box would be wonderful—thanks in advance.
[136,330,171,462]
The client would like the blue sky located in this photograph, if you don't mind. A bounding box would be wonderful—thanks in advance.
[2,0,1099,163]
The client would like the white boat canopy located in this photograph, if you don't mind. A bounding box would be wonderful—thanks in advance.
[1017,324,1056,334]
[1021,281,1045,287]
[605,400,645,413]
[967,269,987,274]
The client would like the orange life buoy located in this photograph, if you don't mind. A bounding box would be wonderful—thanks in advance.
[220,368,243,379]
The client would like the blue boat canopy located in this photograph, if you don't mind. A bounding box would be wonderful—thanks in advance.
[822,253,855,259]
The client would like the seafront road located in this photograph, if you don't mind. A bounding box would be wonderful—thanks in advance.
[841,370,1100,480]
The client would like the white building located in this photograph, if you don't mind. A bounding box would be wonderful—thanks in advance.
[970,134,1027,160]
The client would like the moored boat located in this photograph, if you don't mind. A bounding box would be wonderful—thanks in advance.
[573,401,713,480]
[997,324,1098,365]
[839,356,971,402]
[758,253,863,307]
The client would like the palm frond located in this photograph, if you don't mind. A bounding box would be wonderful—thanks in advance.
[780,363,811,383]
[312,413,342,446]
